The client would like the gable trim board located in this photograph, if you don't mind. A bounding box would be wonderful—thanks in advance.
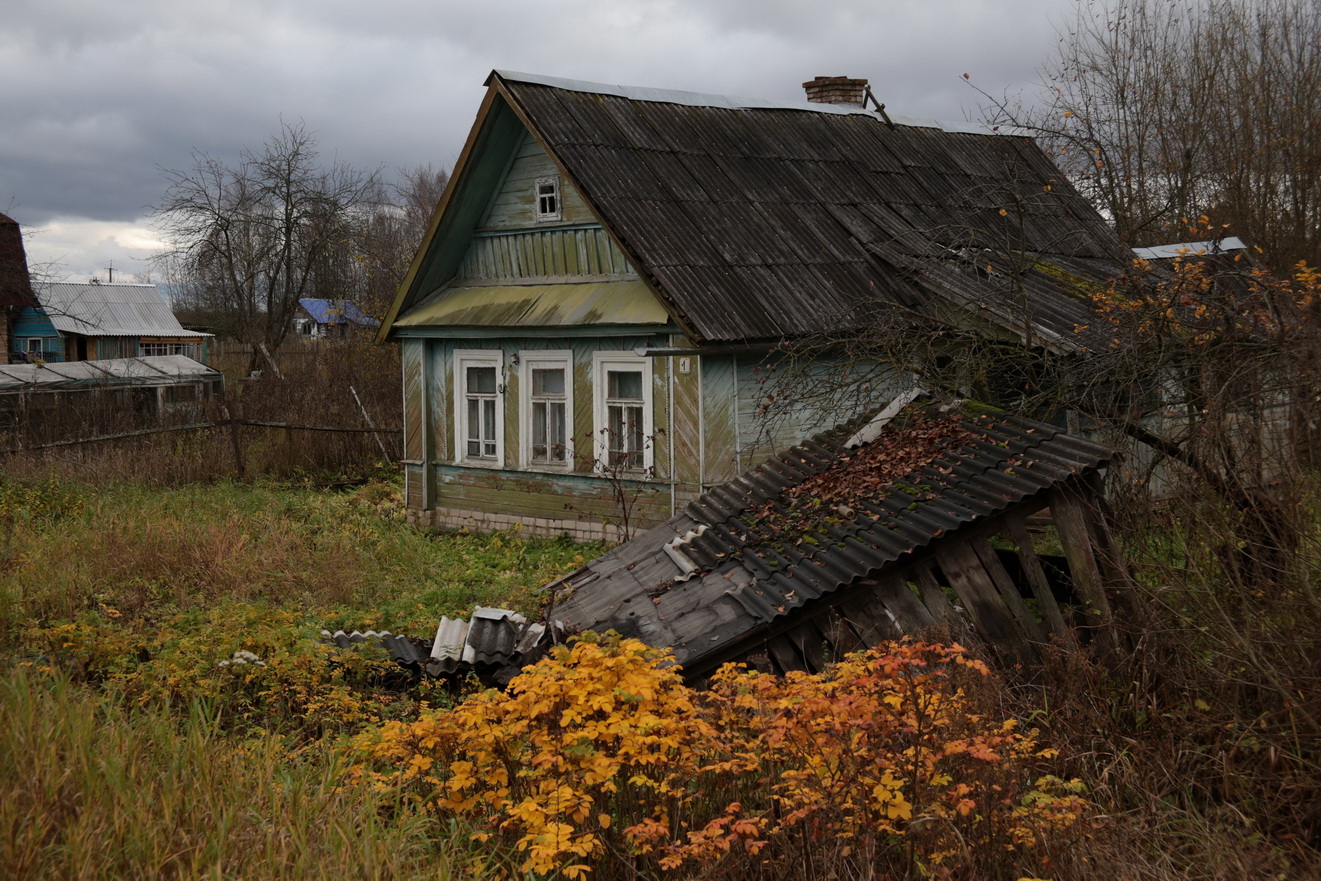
[383,71,1132,537]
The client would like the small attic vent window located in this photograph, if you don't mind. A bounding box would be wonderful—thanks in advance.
[535,176,561,222]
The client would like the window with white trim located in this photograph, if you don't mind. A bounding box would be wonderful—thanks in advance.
[534,176,561,223]
[454,350,504,466]
[520,351,573,469]
[593,352,653,473]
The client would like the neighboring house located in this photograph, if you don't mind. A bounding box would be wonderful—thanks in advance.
[378,71,1134,539]
[550,397,1132,679]
[14,281,211,365]
[294,298,380,339]
[0,212,38,362]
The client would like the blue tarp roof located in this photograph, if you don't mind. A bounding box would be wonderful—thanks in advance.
[297,298,379,326]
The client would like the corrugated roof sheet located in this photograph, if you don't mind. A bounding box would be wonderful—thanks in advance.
[0,355,221,391]
[396,280,670,328]
[489,72,1132,348]
[551,398,1111,676]
[1132,237,1248,260]
[34,282,210,338]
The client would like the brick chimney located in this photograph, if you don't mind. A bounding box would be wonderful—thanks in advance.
[802,76,869,107]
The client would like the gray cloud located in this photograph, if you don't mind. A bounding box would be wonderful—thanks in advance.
[1,0,1067,281]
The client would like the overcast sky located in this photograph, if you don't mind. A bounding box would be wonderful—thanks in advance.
[1,0,1073,284]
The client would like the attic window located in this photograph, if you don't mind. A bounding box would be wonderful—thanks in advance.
[535,176,561,222]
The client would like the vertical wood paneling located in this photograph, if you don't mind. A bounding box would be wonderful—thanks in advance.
[401,340,423,461]
[701,356,738,486]
[457,228,637,281]
[671,353,702,489]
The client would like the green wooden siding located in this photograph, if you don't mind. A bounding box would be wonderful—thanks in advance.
[480,131,595,230]
[416,335,673,519]
[401,340,423,462]
[699,356,739,486]
[431,465,672,527]
[458,227,636,281]
[734,354,903,465]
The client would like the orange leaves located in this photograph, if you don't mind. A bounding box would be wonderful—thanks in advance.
[354,637,1090,877]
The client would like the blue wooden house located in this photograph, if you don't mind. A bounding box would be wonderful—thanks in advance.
[13,281,211,365]
[377,72,1132,539]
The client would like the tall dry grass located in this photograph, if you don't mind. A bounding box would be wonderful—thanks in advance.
[1,334,402,485]
[0,666,481,880]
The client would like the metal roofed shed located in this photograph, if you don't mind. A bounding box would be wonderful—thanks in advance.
[550,397,1136,679]
[34,282,209,339]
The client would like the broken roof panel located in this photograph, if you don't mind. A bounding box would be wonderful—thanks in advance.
[551,398,1111,677]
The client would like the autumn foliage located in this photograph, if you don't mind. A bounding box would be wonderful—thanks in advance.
[355,636,1089,879]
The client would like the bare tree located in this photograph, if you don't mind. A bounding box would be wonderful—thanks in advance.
[155,122,380,371]
[346,164,449,319]
[983,0,1321,270]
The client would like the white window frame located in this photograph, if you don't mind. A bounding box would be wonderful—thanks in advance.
[592,352,654,474]
[519,350,574,471]
[453,349,505,468]
[534,175,562,223]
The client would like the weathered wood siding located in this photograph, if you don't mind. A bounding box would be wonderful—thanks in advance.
[412,334,674,528]
[699,356,739,486]
[458,228,635,281]
[13,307,64,360]
[734,354,902,465]
[401,339,424,462]
[479,132,595,231]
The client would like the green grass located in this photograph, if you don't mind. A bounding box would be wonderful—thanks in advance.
[0,476,603,639]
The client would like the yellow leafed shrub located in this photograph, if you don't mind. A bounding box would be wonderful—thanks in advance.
[355,636,1091,879]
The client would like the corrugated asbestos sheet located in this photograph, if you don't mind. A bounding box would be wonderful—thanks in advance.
[550,398,1112,677]
[496,72,1133,348]
[34,282,211,338]
[324,607,558,682]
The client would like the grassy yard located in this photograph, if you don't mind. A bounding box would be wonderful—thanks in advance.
[0,472,1317,879]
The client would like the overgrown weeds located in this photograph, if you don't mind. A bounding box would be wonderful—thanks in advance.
[0,665,480,880]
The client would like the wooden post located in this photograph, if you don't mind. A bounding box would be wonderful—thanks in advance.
[221,403,246,481]
[1050,483,1117,653]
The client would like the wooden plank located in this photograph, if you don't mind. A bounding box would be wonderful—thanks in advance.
[936,541,1033,663]
[907,561,960,626]
[1050,485,1118,652]
[765,636,803,675]
[868,575,937,634]
[1003,515,1072,639]
[971,536,1048,644]
[836,592,904,646]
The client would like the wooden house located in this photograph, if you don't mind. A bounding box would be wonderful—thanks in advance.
[550,397,1134,679]
[378,71,1135,540]
[14,281,211,365]
[294,298,380,339]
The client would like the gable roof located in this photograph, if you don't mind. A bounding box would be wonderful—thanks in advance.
[297,298,380,326]
[385,71,1131,350]
[33,282,209,338]
[551,398,1111,678]
[0,212,37,309]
